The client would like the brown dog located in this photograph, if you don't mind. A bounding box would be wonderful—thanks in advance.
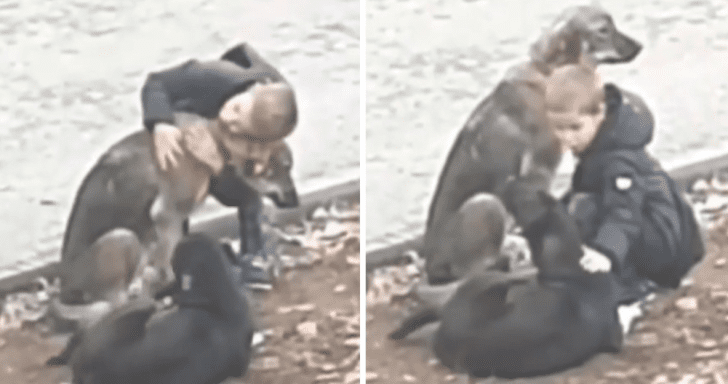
[54,112,298,323]
[423,5,645,284]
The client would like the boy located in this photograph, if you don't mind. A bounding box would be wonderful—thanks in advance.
[544,64,704,294]
[141,43,298,285]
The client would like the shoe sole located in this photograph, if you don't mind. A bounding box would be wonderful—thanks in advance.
[247,282,273,291]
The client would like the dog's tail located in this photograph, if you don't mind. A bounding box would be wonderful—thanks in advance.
[389,307,439,340]
[49,297,113,328]
[45,298,114,366]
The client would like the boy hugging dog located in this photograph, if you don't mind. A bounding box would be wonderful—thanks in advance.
[56,43,299,311]
[143,43,298,288]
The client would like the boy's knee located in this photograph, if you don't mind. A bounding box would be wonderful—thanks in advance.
[634,234,686,288]
[565,192,597,215]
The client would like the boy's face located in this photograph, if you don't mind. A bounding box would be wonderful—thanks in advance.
[218,82,296,140]
[546,93,606,155]
[218,85,257,134]
[217,82,295,176]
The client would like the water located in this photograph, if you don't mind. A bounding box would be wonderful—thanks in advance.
[366,0,728,251]
[0,0,359,268]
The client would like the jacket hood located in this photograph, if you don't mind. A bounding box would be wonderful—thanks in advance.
[220,43,253,68]
[580,84,654,157]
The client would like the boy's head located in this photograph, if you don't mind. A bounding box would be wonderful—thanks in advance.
[219,81,297,142]
[218,81,297,175]
[544,64,606,155]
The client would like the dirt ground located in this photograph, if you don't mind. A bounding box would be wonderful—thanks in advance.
[0,202,360,384]
[366,195,728,384]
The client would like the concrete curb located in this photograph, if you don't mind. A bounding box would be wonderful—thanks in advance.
[365,150,728,272]
[0,176,359,295]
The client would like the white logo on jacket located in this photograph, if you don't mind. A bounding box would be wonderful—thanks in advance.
[615,176,632,191]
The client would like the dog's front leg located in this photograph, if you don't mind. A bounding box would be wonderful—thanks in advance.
[149,193,186,288]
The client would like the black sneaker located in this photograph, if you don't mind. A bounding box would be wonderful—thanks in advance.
[615,275,657,305]
[236,257,273,291]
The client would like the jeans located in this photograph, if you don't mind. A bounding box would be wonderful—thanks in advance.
[207,165,265,258]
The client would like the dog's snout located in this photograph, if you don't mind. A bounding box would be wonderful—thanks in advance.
[617,31,642,61]
[603,30,642,64]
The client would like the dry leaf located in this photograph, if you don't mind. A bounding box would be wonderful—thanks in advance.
[297,321,318,339]
[675,297,699,311]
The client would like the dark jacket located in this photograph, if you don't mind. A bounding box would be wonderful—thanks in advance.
[569,84,704,288]
[141,43,288,132]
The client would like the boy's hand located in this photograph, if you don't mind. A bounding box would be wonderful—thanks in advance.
[183,123,226,175]
[580,246,612,273]
[153,123,184,171]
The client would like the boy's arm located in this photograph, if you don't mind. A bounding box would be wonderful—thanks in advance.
[586,160,646,273]
[141,69,181,133]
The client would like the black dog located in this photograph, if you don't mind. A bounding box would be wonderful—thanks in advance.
[49,233,256,384]
[392,192,641,379]
[422,5,645,284]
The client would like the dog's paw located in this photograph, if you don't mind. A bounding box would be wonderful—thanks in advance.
[617,301,643,336]
[127,276,147,298]
[402,249,425,270]
[580,246,612,273]
[501,234,531,268]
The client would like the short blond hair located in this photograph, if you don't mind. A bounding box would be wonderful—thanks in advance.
[249,82,297,142]
[545,64,604,112]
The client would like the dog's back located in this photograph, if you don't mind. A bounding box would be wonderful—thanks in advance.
[61,131,158,266]
[422,80,561,284]
[59,131,159,305]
